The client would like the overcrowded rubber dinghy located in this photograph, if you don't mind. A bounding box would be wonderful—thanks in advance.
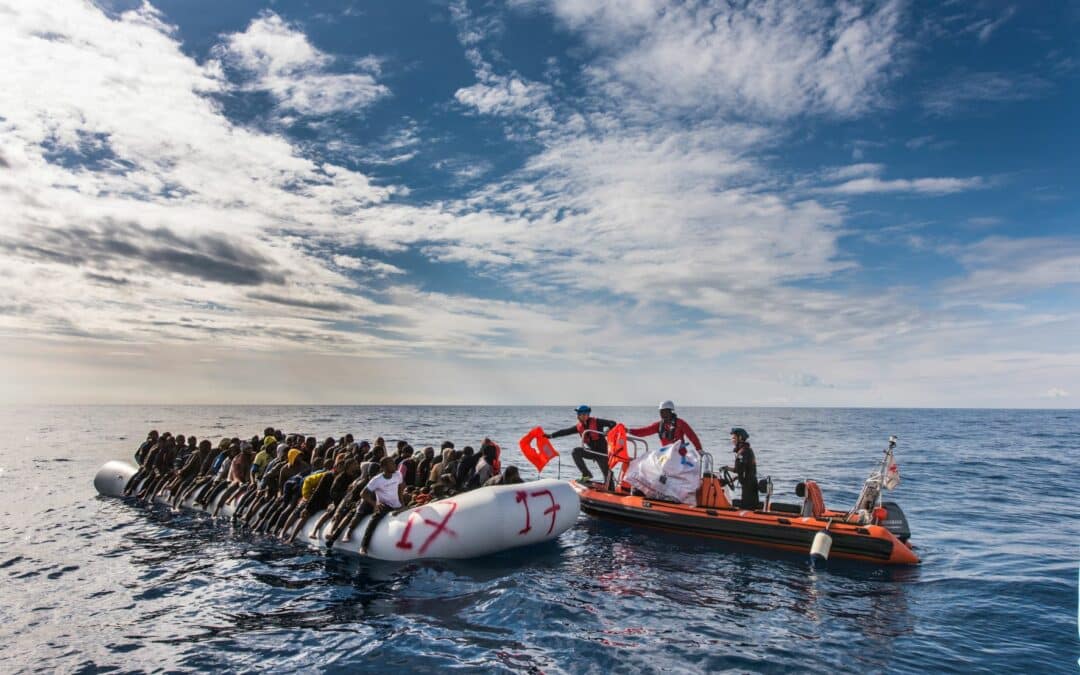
[95,460,580,561]
[565,433,918,565]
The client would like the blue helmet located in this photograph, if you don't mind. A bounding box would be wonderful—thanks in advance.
[574,405,592,415]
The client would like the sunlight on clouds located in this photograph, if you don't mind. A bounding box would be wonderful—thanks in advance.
[216,13,389,116]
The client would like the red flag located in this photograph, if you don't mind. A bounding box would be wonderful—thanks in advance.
[607,423,630,471]
[518,426,558,473]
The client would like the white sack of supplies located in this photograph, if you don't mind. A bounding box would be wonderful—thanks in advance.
[624,441,702,504]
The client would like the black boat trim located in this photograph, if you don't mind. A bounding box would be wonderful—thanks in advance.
[581,497,894,560]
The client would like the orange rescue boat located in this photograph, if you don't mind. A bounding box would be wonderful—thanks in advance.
[572,435,919,565]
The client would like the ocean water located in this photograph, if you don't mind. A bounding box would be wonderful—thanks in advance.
[0,405,1076,673]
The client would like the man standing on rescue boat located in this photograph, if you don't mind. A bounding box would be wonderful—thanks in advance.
[725,427,760,510]
[547,405,618,483]
[628,400,704,454]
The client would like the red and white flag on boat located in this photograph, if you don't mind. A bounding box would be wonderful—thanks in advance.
[883,453,900,490]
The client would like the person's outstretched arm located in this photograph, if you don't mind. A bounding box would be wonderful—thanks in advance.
[547,425,579,439]
[627,421,659,437]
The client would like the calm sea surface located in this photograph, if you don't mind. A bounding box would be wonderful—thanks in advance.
[0,405,1076,673]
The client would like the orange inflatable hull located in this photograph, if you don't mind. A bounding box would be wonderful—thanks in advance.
[572,482,919,565]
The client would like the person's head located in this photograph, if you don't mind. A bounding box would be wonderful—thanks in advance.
[574,404,591,422]
[462,446,474,458]
[287,449,302,465]
[276,442,289,459]
[199,439,212,452]
[379,456,397,476]
[176,434,185,446]
[659,400,675,421]
[344,433,354,444]
[441,447,454,462]
[147,430,159,441]
[481,442,498,463]
[424,446,436,460]
[372,446,386,462]
[730,427,749,445]
[304,436,316,452]
[188,436,197,447]
[504,466,521,483]
[440,440,454,451]
[375,436,385,449]
[343,458,360,477]
[263,426,275,438]
[451,449,462,460]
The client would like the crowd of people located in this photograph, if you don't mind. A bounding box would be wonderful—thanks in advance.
[124,429,523,554]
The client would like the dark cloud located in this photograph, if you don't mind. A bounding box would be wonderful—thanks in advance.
[2,221,286,286]
[248,292,351,312]
[85,272,130,285]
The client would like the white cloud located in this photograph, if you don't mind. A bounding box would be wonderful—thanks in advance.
[945,237,1080,296]
[540,0,905,118]
[923,70,1052,115]
[332,255,405,277]
[1042,387,1069,399]
[824,176,986,195]
[217,13,388,116]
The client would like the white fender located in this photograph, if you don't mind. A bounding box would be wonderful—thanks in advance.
[811,530,833,561]
[95,461,580,561]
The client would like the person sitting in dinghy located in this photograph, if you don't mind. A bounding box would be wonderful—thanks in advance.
[546,405,618,484]
[357,456,407,555]
[628,401,704,454]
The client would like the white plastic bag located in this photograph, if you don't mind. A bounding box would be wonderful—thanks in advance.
[624,441,702,504]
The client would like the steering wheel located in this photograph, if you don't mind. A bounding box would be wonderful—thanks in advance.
[721,467,736,489]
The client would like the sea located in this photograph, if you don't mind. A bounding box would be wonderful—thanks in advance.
[0,405,1076,673]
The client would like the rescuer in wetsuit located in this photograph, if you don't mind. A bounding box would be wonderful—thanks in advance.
[726,427,760,509]
[546,405,618,483]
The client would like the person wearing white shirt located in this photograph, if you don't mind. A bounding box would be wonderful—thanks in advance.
[358,457,405,555]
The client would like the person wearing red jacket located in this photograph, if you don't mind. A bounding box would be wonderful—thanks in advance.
[628,400,703,452]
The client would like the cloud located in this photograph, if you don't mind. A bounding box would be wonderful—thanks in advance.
[945,237,1080,296]
[823,176,986,195]
[820,162,885,181]
[2,221,287,286]
[923,70,1052,115]
[968,6,1016,43]
[1042,387,1069,399]
[537,0,906,119]
[332,255,405,277]
[216,13,389,116]
[455,72,554,121]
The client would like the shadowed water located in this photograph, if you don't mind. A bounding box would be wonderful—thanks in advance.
[0,406,1076,672]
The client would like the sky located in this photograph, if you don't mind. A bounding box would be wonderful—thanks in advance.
[1,0,1077,407]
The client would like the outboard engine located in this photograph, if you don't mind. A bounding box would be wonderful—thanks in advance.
[880,501,911,543]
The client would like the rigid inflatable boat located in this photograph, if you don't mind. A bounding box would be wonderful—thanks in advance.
[573,436,919,565]
[95,460,580,561]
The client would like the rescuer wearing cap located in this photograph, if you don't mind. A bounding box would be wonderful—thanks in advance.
[628,401,704,454]
[546,405,618,483]
[724,427,760,509]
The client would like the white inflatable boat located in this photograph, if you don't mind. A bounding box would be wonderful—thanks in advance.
[95,460,580,561]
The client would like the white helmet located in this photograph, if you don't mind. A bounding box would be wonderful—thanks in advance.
[658,400,675,411]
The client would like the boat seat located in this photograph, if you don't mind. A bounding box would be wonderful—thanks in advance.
[796,480,827,518]
[696,475,731,509]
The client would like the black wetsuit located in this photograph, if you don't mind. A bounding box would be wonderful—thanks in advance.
[733,441,760,509]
